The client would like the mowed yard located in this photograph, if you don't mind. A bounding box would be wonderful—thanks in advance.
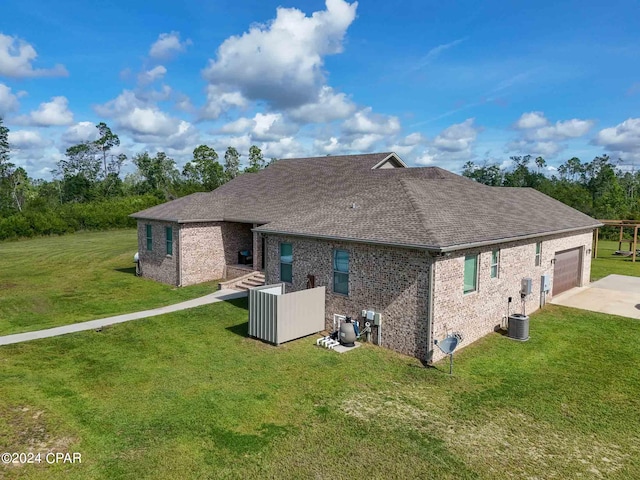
[0,230,218,336]
[591,238,640,280]
[0,232,639,479]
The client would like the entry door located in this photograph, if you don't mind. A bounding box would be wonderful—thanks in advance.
[553,248,581,296]
[261,236,266,272]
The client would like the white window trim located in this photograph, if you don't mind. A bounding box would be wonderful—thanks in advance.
[535,242,542,267]
[490,249,500,278]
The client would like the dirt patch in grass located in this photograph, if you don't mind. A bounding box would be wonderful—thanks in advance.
[0,405,76,470]
[341,388,637,479]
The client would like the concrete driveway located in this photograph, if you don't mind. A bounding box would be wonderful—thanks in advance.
[550,274,640,319]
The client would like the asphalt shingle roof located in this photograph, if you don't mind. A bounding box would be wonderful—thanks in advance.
[131,152,601,251]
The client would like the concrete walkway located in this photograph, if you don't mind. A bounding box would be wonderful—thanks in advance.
[550,274,640,319]
[0,289,247,346]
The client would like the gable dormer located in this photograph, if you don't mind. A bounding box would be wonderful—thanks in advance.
[371,153,407,169]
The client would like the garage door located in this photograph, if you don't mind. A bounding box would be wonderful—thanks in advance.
[553,248,581,296]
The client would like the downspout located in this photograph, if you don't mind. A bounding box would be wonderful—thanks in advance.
[426,254,436,365]
[178,224,183,287]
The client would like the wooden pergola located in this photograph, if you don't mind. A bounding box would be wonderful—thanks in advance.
[594,220,640,262]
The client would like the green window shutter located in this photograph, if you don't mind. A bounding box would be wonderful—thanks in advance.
[333,250,349,295]
[464,254,478,293]
[146,224,152,251]
[166,227,173,256]
[280,243,292,283]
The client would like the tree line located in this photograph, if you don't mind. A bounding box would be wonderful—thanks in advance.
[0,117,275,240]
[462,155,640,240]
[462,155,639,219]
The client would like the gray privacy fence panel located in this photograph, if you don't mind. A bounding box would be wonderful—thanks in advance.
[248,284,283,344]
[276,287,325,344]
[248,284,326,345]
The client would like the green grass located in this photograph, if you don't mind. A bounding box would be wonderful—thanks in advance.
[591,239,640,280]
[0,301,639,479]
[1,231,640,478]
[0,230,218,336]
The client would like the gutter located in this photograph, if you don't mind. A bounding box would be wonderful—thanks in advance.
[437,224,603,252]
[253,224,602,253]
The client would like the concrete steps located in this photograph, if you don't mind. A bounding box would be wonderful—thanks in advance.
[234,273,265,291]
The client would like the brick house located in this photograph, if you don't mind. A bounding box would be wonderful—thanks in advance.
[131,153,600,363]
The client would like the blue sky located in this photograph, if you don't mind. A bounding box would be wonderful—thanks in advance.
[1,0,639,179]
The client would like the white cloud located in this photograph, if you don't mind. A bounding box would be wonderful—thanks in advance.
[415,151,436,165]
[217,112,298,142]
[514,112,594,140]
[201,85,248,120]
[507,139,563,158]
[260,136,306,159]
[8,129,50,149]
[510,111,594,157]
[414,118,480,166]
[343,107,401,135]
[515,111,547,129]
[61,121,98,144]
[138,65,167,85]
[403,132,426,145]
[388,132,427,156]
[593,118,640,159]
[120,107,179,136]
[174,93,195,113]
[95,89,198,149]
[314,136,341,154]
[432,118,478,152]
[287,86,356,123]
[533,119,594,141]
[0,33,68,78]
[411,38,466,72]
[18,96,74,126]
[216,134,252,157]
[0,83,21,115]
[202,0,358,109]
[344,133,384,151]
[149,32,191,60]
[219,117,255,134]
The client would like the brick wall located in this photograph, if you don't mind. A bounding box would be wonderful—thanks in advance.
[181,221,253,286]
[263,234,432,359]
[253,227,264,271]
[136,220,179,285]
[136,220,253,286]
[430,230,593,362]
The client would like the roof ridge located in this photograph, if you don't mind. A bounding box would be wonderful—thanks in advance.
[398,177,441,247]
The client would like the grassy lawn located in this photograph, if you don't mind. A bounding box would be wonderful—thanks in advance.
[592,239,640,281]
[0,230,218,336]
[0,300,639,479]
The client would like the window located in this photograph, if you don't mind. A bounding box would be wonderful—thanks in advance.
[490,250,500,278]
[146,224,152,251]
[464,254,478,293]
[280,243,292,283]
[165,226,173,256]
[535,242,542,266]
[333,249,349,295]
